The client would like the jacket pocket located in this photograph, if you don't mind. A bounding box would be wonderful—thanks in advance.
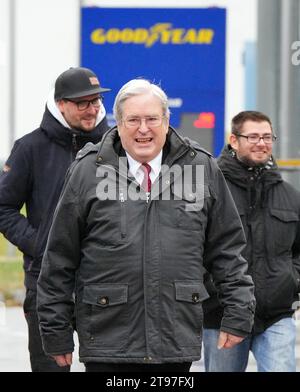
[264,255,299,318]
[269,209,299,254]
[29,211,53,273]
[270,209,299,222]
[86,199,127,246]
[82,283,129,348]
[174,280,209,347]
[173,184,210,230]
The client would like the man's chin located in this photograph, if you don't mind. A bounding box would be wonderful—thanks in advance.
[238,155,270,168]
[252,155,270,167]
[81,124,95,132]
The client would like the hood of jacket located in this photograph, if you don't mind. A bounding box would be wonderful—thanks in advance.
[39,89,109,148]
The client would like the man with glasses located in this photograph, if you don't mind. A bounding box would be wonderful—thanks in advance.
[37,79,255,372]
[203,111,300,372]
[0,67,110,371]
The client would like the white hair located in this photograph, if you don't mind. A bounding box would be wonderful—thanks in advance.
[113,79,170,124]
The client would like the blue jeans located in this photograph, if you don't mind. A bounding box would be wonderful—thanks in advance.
[203,317,296,372]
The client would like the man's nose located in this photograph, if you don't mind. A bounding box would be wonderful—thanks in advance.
[138,119,149,132]
[257,137,266,145]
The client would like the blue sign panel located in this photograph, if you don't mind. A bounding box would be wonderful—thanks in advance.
[81,7,226,155]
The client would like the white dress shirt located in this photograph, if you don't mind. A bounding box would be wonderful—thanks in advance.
[126,151,162,188]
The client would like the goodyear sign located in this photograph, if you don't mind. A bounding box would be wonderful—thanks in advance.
[90,24,215,47]
[81,8,226,155]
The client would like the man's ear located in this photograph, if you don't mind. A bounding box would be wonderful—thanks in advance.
[57,100,64,114]
[229,133,238,151]
[165,117,170,134]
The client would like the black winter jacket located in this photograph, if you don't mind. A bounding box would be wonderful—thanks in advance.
[0,107,109,289]
[203,145,300,334]
[37,128,255,363]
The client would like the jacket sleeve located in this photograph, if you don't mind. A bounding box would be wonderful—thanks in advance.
[203,158,255,336]
[0,140,37,256]
[37,170,82,356]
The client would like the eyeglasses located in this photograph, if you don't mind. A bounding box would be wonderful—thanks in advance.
[236,133,277,144]
[65,95,103,111]
[123,116,165,129]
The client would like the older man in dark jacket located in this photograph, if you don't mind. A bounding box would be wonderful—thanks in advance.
[203,111,300,372]
[0,67,110,371]
[37,79,255,372]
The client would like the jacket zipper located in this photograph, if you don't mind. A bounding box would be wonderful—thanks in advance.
[71,134,77,160]
[119,190,126,238]
[101,164,148,204]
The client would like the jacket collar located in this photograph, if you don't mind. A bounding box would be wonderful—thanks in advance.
[40,106,109,148]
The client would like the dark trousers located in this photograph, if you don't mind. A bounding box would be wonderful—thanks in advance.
[23,289,70,372]
[85,362,192,372]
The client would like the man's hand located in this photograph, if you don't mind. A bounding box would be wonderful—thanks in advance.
[217,331,245,349]
[52,353,73,367]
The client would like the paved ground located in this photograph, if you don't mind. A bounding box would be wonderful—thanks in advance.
[0,307,299,372]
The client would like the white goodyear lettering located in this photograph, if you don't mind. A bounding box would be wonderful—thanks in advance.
[91,23,214,47]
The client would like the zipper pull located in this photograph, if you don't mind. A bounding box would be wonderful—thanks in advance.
[146,192,150,203]
[119,190,126,238]
[72,134,77,151]
[119,191,125,203]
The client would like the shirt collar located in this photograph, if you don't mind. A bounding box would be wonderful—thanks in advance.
[126,151,162,179]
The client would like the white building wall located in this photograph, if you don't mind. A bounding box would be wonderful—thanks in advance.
[0,0,80,160]
[14,0,80,139]
[0,0,257,161]
[0,0,10,161]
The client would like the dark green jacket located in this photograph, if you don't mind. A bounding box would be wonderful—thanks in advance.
[37,128,255,363]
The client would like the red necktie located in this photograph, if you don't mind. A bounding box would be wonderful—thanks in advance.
[141,163,151,192]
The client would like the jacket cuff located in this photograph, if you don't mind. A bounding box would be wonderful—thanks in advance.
[221,302,255,335]
[41,329,74,356]
[219,326,249,338]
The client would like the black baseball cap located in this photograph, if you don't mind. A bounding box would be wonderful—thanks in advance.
[54,67,111,101]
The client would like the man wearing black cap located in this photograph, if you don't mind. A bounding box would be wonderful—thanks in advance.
[0,67,111,372]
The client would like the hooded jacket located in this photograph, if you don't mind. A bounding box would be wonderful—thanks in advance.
[203,145,300,334]
[0,91,109,289]
[37,128,255,364]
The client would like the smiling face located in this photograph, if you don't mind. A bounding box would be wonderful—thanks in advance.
[117,93,170,163]
[230,120,274,166]
[57,93,101,132]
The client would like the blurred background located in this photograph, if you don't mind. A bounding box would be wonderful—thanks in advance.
[0,0,300,299]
